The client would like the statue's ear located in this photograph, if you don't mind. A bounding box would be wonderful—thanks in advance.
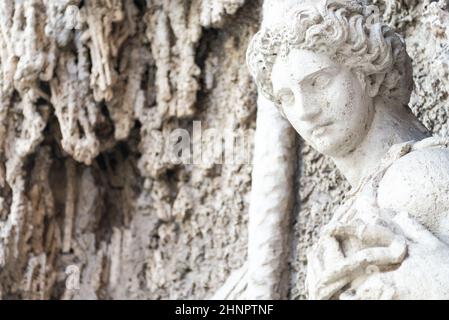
[365,73,385,98]
[355,71,384,98]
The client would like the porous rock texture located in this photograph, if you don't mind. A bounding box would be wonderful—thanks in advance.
[0,0,259,299]
[0,0,447,300]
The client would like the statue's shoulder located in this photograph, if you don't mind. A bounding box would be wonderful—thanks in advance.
[378,140,449,225]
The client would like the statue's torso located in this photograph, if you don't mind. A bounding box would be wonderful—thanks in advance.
[311,136,449,299]
[331,136,449,244]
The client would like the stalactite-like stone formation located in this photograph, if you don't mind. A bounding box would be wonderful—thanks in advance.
[0,0,260,299]
[1,0,447,300]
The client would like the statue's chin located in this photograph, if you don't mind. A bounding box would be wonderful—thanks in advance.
[310,141,352,159]
[309,134,365,159]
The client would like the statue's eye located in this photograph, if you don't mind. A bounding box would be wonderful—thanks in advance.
[278,89,294,106]
[311,73,332,88]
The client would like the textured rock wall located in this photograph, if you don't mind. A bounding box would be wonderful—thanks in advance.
[0,0,448,300]
[0,0,260,299]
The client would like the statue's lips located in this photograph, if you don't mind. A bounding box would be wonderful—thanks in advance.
[311,121,333,136]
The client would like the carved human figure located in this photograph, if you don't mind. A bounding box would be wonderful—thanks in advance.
[247,0,449,299]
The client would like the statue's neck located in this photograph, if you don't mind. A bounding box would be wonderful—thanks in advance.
[332,99,431,188]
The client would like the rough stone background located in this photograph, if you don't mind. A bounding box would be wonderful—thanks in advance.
[0,0,447,300]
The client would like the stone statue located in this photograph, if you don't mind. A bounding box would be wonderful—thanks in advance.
[246,0,449,299]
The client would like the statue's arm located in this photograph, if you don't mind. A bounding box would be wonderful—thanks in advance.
[347,211,449,299]
[342,149,449,299]
[308,149,449,299]
[377,147,449,243]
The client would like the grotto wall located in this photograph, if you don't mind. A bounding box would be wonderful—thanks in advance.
[0,0,448,299]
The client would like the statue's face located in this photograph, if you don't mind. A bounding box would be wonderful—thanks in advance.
[271,49,373,157]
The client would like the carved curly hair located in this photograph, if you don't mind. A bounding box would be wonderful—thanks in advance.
[246,0,413,108]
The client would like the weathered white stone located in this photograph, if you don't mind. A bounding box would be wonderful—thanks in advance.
[1,0,448,300]
[247,0,449,299]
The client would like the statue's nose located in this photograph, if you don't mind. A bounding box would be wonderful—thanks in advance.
[293,88,322,121]
[297,98,322,121]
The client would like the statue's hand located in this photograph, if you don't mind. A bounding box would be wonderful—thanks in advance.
[306,217,407,300]
[339,212,449,300]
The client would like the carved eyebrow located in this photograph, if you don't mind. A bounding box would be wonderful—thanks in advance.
[292,66,338,85]
[273,66,338,100]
